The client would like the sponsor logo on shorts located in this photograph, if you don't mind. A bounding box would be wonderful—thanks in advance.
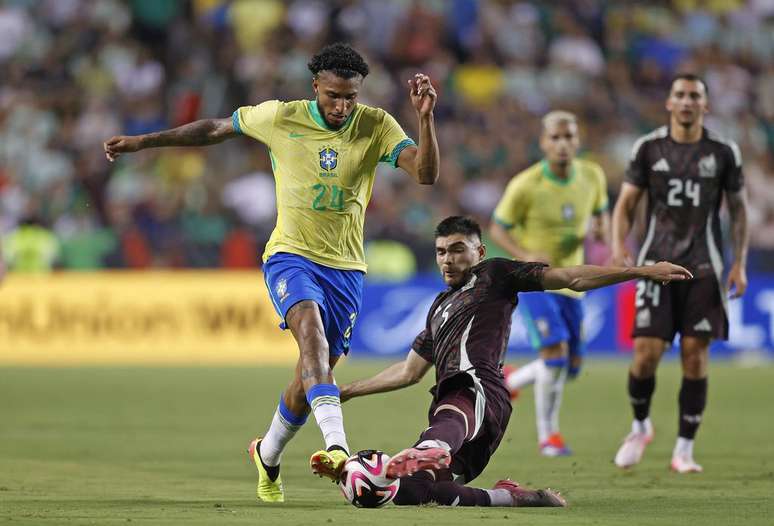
[343,312,357,341]
[693,318,712,331]
[536,318,550,338]
[636,308,651,328]
[276,278,290,303]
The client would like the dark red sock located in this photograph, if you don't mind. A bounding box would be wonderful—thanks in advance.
[393,472,490,506]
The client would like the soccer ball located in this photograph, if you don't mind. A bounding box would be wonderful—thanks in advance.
[338,450,400,508]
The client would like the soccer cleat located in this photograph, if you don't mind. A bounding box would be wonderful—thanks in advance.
[614,430,654,468]
[385,447,452,479]
[310,448,349,482]
[670,454,703,473]
[539,433,572,457]
[247,437,284,502]
[493,479,567,507]
[502,365,520,401]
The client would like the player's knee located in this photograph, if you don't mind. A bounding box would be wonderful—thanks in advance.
[681,338,709,377]
[632,351,659,376]
[632,339,664,375]
[681,350,708,378]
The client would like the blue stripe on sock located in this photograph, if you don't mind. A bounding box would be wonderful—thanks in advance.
[544,357,568,368]
[306,383,340,406]
[278,395,308,426]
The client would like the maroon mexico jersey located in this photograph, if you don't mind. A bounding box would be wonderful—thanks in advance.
[411,258,546,396]
[625,126,744,279]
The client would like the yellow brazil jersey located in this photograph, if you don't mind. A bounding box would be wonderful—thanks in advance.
[233,100,415,272]
[492,159,608,298]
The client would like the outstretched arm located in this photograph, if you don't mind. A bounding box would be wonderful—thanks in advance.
[396,73,439,185]
[611,183,645,266]
[542,261,692,292]
[103,117,238,161]
[339,350,432,402]
[726,188,749,298]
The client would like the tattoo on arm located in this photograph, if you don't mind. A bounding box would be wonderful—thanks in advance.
[141,118,236,148]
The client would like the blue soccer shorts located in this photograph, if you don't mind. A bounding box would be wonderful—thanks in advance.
[263,252,364,357]
[518,292,585,359]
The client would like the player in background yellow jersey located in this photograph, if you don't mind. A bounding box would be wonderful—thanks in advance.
[104,43,439,501]
[489,111,609,457]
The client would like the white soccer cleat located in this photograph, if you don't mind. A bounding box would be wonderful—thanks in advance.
[614,430,654,468]
[670,454,703,473]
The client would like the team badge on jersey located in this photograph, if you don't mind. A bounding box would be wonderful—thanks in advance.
[320,147,338,171]
[561,203,575,221]
[698,154,716,178]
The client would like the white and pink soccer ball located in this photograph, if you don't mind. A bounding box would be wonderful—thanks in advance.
[338,450,400,508]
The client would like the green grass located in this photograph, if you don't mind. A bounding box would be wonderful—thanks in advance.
[1,361,772,525]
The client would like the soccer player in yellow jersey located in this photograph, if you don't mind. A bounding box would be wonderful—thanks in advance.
[488,111,609,457]
[103,43,439,501]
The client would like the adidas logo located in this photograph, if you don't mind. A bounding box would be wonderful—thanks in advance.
[682,414,703,424]
[693,318,712,331]
[652,158,670,172]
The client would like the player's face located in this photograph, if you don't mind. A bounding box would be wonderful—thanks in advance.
[666,79,708,127]
[435,233,485,287]
[540,121,580,167]
[313,71,362,129]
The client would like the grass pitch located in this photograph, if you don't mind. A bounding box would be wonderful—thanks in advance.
[1,361,772,525]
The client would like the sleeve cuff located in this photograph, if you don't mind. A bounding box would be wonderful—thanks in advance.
[381,138,416,167]
[492,215,514,229]
[232,110,243,135]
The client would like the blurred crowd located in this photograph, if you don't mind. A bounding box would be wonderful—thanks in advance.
[1,0,773,275]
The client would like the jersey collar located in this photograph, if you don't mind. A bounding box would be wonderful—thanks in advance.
[541,159,575,186]
[307,100,356,132]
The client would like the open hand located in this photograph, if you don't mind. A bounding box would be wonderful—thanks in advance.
[408,73,437,117]
[641,261,693,285]
[103,135,142,162]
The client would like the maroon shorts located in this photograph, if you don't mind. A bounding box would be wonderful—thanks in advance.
[420,374,512,484]
[631,275,728,342]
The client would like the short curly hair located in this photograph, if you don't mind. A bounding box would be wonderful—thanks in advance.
[308,42,369,79]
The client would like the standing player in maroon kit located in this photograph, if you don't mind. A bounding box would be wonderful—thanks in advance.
[340,216,692,507]
[612,74,749,473]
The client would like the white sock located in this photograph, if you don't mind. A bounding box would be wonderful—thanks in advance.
[416,439,451,451]
[259,407,304,467]
[535,360,565,443]
[673,437,694,458]
[632,417,654,436]
[310,397,349,453]
[548,367,568,436]
[506,359,541,390]
[485,488,514,507]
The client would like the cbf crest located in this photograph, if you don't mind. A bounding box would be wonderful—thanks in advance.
[698,154,716,178]
[320,147,338,171]
[276,278,290,303]
[561,203,575,221]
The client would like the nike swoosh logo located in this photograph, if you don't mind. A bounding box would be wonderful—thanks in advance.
[289,132,304,138]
